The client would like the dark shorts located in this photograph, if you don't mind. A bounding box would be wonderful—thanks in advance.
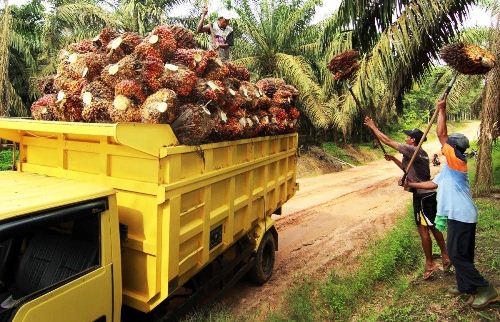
[412,192,437,226]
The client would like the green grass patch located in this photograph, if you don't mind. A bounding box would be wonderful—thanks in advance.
[263,208,421,321]
[358,198,500,322]
[322,142,359,165]
[0,149,16,171]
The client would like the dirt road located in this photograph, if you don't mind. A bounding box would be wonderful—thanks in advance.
[220,122,480,317]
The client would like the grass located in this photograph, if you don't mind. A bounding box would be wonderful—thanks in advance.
[252,208,421,321]
[322,142,384,166]
[0,149,16,171]
[358,198,500,322]
[210,132,498,322]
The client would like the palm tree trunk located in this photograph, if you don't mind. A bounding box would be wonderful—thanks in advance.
[0,0,11,117]
[473,14,500,196]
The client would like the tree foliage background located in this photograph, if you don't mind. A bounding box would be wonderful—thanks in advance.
[0,0,498,141]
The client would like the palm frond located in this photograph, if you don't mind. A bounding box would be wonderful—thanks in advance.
[334,0,473,133]
[7,80,27,117]
[275,53,331,128]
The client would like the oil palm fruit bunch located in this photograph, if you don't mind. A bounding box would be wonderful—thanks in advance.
[267,106,288,135]
[160,64,198,97]
[53,76,87,97]
[144,26,177,62]
[53,91,84,122]
[239,81,269,111]
[223,78,241,91]
[140,56,165,91]
[224,86,246,113]
[134,42,163,62]
[106,32,142,63]
[141,89,179,124]
[109,95,142,123]
[172,49,217,75]
[439,43,496,75]
[272,88,295,108]
[226,62,250,81]
[327,50,360,81]
[167,25,196,49]
[215,116,244,140]
[81,81,114,122]
[101,54,142,88]
[60,52,107,82]
[194,79,226,107]
[115,79,148,105]
[256,78,286,97]
[37,76,56,95]
[171,103,215,145]
[31,94,58,121]
[92,28,120,50]
[203,58,230,81]
[67,39,97,54]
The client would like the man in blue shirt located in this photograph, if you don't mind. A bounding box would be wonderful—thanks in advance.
[407,96,498,308]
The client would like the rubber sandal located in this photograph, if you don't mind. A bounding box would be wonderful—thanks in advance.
[442,260,452,271]
[423,265,439,280]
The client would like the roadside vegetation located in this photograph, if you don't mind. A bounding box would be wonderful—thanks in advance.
[0,148,15,170]
[188,140,499,321]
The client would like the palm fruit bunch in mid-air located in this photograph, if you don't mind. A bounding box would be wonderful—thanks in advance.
[327,50,360,81]
[439,43,496,75]
[31,24,300,145]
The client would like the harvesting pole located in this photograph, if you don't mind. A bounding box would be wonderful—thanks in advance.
[400,42,496,185]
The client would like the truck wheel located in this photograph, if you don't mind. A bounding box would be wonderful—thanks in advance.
[249,231,275,285]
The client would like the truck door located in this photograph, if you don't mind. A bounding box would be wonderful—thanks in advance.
[0,199,114,322]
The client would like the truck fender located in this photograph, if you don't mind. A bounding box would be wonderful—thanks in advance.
[251,216,278,252]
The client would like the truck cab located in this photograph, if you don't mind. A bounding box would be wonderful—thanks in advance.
[0,171,121,322]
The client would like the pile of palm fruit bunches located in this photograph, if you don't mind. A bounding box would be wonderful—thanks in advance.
[31,25,300,145]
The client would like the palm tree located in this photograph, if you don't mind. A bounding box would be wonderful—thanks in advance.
[473,9,499,196]
[0,0,12,116]
[225,0,332,129]
[3,0,188,115]
[318,0,477,138]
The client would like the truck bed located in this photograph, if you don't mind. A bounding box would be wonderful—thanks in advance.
[0,118,298,312]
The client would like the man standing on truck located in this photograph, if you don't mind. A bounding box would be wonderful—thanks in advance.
[405,97,498,309]
[363,116,451,280]
[196,6,235,61]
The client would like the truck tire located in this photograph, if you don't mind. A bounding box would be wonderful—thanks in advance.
[249,231,275,285]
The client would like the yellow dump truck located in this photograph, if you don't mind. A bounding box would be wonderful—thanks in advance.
[0,118,297,321]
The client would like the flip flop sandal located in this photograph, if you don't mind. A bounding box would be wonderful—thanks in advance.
[423,265,439,280]
[442,261,452,271]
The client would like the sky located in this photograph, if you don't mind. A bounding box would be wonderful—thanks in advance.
[4,0,495,29]
[172,0,494,28]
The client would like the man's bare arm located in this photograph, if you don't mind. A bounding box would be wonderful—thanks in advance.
[196,7,211,33]
[436,96,448,146]
[385,154,404,170]
[406,180,438,190]
[364,117,400,150]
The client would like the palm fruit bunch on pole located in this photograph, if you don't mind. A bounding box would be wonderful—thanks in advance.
[327,50,360,81]
[439,43,496,75]
[31,24,300,145]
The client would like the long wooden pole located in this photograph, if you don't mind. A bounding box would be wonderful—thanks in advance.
[400,72,458,184]
[346,83,387,155]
